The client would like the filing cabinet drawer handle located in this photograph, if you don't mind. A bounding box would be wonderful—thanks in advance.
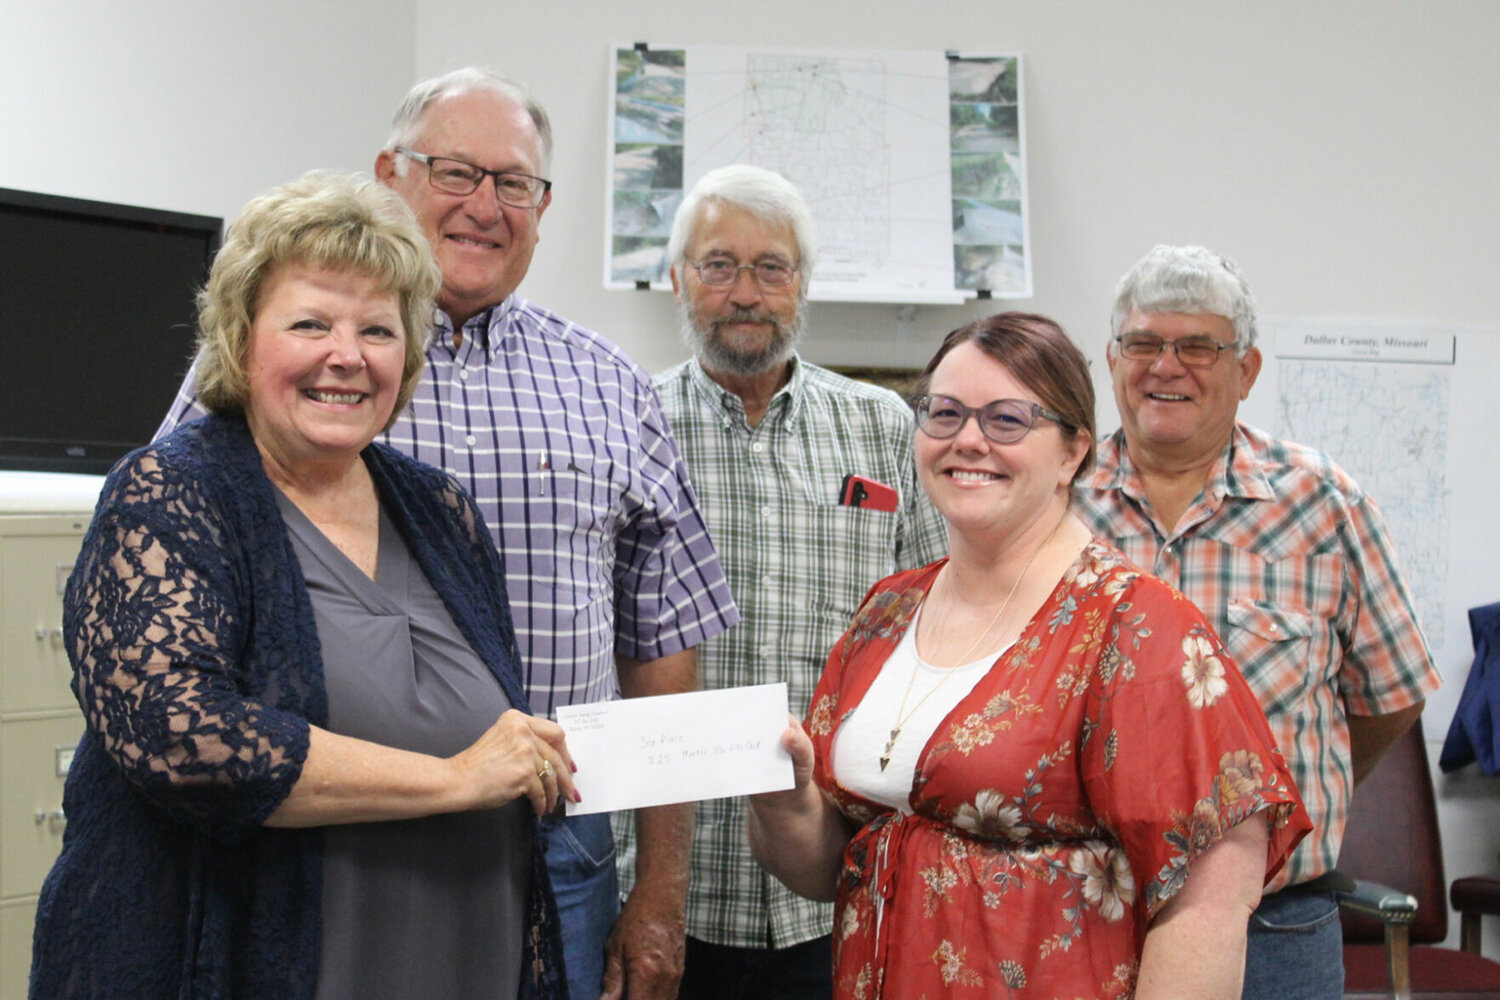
[35,625,65,643]
[34,807,67,832]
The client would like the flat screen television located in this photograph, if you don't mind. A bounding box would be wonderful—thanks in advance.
[0,186,221,474]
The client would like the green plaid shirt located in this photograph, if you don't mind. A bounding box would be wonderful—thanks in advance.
[617,357,948,948]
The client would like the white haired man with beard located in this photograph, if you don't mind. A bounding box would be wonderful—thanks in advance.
[617,165,947,999]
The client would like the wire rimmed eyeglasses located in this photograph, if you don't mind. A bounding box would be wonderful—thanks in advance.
[688,257,799,287]
[913,394,1070,445]
[1114,332,1240,368]
[395,147,551,208]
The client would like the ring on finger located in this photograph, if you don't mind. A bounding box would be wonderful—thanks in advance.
[538,759,555,779]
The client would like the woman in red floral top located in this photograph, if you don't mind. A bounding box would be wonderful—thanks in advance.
[749,313,1310,1000]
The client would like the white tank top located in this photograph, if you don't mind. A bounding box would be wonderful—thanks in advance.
[831,600,1007,812]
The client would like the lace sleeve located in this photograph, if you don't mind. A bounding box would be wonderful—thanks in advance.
[64,449,311,844]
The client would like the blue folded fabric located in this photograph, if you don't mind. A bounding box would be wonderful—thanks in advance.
[1440,602,1500,774]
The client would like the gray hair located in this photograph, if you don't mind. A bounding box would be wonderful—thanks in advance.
[1109,244,1258,353]
[383,67,553,176]
[668,165,818,287]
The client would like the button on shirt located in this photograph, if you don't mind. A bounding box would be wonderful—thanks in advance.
[156,295,739,717]
[616,357,948,949]
[1073,422,1439,889]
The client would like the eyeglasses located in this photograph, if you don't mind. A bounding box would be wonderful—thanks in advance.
[395,147,551,208]
[913,394,1069,445]
[1114,332,1240,368]
[689,257,799,288]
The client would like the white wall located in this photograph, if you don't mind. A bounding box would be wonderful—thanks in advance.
[0,0,416,223]
[5,0,1499,957]
[414,0,1499,404]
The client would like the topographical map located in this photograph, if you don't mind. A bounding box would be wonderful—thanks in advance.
[1278,361,1451,646]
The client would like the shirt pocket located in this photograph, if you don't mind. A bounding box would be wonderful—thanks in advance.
[1222,598,1315,714]
[517,439,616,608]
[802,501,901,631]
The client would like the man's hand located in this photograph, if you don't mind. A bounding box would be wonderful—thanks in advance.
[599,866,688,1000]
[604,649,698,1000]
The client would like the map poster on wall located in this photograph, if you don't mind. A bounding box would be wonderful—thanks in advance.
[1269,318,1456,649]
[606,45,1031,304]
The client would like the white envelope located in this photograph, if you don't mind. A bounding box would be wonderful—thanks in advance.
[556,682,795,815]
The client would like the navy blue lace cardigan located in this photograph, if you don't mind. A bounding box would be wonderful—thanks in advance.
[30,415,566,1000]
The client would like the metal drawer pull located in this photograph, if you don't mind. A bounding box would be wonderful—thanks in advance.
[33,807,67,832]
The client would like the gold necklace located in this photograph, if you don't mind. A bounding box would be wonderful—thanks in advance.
[879,516,1063,771]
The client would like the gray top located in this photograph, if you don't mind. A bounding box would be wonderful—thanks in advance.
[275,490,531,1000]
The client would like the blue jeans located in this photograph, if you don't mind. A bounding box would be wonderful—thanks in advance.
[1242,889,1344,1000]
[540,812,621,1000]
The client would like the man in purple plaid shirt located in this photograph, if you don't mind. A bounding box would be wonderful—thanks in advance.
[157,67,739,1000]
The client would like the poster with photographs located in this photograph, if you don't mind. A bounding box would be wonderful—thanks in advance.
[609,46,685,286]
[949,55,1030,296]
[605,46,1029,301]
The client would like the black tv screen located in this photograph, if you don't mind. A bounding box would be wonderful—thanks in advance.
[0,186,221,474]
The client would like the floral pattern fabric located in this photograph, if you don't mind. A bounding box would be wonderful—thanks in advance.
[807,541,1310,999]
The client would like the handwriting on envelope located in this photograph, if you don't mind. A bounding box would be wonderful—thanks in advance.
[556,682,795,815]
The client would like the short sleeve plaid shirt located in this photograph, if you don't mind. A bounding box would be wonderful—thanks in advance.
[157,295,739,717]
[616,357,949,949]
[1073,422,1440,889]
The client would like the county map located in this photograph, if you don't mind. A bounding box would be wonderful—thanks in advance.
[1279,361,1450,646]
[743,53,891,272]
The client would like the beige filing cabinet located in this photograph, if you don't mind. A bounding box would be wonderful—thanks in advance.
[0,472,102,1000]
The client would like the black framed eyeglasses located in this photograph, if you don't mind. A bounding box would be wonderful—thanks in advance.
[689,257,799,288]
[1114,332,1240,367]
[395,147,551,208]
[913,394,1069,445]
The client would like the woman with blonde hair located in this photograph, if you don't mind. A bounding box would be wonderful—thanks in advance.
[32,172,571,1000]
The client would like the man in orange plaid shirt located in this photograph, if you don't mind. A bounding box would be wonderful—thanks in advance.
[1075,244,1440,1000]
